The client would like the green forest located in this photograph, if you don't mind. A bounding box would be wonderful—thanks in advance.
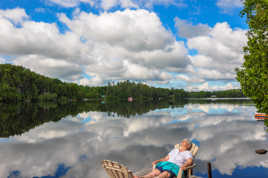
[236,0,268,114]
[0,64,102,103]
[0,64,245,103]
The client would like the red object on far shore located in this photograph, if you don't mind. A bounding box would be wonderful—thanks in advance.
[128,97,133,102]
[255,113,268,120]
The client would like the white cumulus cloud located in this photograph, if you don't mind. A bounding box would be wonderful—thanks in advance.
[48,0,94,7]
[216,0,244,13]
[58,9,190,84]
[0,8,191,86]
[217,0,244,9]
[0,7,247,89]
[187,22,247,81]
[0,16,88,63]
[14,55,83,81]
[47,0,185,10]
[187,82,240,91]
[173,19,247,87]
[101,0,138,10]
[59,9,174,52]
[0,8,28,24]
[0,57,6,64]
[174,17,211,38]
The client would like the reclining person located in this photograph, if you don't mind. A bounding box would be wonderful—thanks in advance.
[135,139,193,178]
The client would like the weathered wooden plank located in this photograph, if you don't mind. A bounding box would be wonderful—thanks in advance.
[101,160,134,178]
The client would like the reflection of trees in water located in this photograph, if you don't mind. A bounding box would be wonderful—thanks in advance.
[104,100,186,118]
[0,102,87,137]
[0,99,253,137]
[264,120,268,128]
[187,98,254,105]
[0,100,186,137]
[0,102,101,137]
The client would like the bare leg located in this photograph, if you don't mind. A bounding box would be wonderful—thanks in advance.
[136,169,161,178]
[158,171,171,178]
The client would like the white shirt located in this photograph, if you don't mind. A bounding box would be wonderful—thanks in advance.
[168,149,193,167]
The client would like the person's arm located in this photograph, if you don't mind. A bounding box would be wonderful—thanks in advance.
[152,155,169,166]
[181,158,193,170]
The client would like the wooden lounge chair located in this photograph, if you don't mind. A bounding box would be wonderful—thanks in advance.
[102,143,199,178]
[102,160,135,178]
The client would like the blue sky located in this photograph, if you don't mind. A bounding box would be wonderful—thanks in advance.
[0,0,248,90]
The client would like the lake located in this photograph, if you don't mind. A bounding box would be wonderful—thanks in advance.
[0,100,268,178]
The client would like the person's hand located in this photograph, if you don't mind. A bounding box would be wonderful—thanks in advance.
[181,166,186,170]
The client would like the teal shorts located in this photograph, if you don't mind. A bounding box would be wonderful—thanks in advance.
[156,161,181,178]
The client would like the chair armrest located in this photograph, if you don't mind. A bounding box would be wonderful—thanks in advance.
[184,163,196,170]
[177,164,196,178]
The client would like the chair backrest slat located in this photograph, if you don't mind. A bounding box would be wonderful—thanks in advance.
[118,171,124,178]
[102,160,133,178]
[112,169,120,178]
[192,144,199,156]
[107,169,116,178]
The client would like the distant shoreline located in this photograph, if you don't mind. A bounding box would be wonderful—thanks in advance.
[187,97,251,100]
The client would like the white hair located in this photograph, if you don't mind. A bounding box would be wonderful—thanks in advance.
[182,139,192,150]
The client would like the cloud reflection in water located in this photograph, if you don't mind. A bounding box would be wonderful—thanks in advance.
[0,103,268,178]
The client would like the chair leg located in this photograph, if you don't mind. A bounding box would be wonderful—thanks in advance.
[187,169,192,178]
[177,169,183,178]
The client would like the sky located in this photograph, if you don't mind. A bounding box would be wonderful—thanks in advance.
[0,0,248,91]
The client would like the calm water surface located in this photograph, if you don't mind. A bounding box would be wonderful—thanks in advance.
[1,101,268,178]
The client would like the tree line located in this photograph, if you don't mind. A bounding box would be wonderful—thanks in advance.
[187,90,245,98]
[0,64,103,103]
[0,64,245,103]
